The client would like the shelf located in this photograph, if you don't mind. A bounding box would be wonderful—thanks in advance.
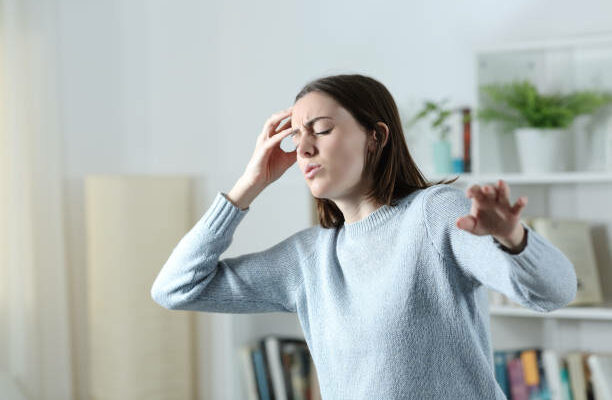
[430,171,612,185]
[489,305,612,320]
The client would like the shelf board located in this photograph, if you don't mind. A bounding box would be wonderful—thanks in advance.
[489,304,612,320]
[430,171,612,185]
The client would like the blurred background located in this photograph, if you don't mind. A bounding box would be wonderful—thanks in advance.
[2,0,612,399]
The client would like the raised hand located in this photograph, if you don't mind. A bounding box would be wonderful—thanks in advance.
[242,107,297,188]
[456,179,528,251]
[226,107,297,210]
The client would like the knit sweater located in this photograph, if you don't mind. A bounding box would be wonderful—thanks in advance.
[150,183,577,399]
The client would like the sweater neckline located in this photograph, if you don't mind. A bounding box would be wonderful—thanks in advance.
[342,204,398,236]
[341,189,422,237]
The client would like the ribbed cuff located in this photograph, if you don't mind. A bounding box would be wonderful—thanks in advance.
[197,191,250,236]
[492,222,530,255]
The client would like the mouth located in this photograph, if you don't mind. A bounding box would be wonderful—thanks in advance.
[304,165,322,179]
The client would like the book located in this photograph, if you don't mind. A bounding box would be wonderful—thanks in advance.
[283,341,311,400]
[493,348,599,400]
[521,349,540,392]
[525,217,603,306]
[494,350,510,397]
[559,363,573,400]
[263,336,289,400]
[565,351,590,400]
[245,335,320,400]
[240,344,261,400]
[516,348,552,400]
[252,346,274,400]
[542,349,563,400]
[508,355,530,400]
[587,354,612,400]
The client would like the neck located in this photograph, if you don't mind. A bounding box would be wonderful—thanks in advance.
[334,196,384,225]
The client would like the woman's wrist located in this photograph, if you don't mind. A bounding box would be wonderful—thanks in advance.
[493,224,528,254]
[226,177,265,210]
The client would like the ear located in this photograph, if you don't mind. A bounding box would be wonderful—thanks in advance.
[369,121,390,150]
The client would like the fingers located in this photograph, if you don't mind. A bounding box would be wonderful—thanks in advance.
[497,179,512,208]
[466,184,482,200]
[481,184,498,201]
[267,125,295,148]
[275,117,292,134]
[264,107,293,138]
[510,196,528,215]
[467,181,510,205]
[466,184,490,202]
[467,180,527,215]
[456,215,477,233]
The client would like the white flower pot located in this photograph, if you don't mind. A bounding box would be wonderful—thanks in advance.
[514,127,572,173]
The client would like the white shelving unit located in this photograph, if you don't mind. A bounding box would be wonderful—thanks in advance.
[433,171,612,185]
[488,305,612,321]
[434,33,612,355]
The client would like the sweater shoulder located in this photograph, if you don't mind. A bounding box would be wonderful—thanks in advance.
[420,183,468,218]
[414,184,471,247]
[283,223,334,261]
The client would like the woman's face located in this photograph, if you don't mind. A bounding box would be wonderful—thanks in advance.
[290,91,372,201]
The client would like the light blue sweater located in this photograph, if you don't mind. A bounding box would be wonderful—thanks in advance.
[151,183,577,399]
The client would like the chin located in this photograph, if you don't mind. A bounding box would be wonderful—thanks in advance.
[307,181,329,199]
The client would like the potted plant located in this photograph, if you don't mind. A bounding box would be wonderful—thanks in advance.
[408,99,465,174]
[477,80,612,173]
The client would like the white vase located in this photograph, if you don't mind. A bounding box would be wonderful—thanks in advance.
[513,127,572,173]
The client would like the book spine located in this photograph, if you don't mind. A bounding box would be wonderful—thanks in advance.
[542,350,562,400]
[260,339,277,400]
[240,345,261,400]
[281,346,295,400]
[508,356,530,400]
[559,365,572,400]
[534,349,552,400]
[521,349,541,398]
[253,348,272,400]
[494,350,510,398]
[264,337,287,400]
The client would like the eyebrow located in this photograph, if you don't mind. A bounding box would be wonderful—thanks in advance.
[289,116,333,135]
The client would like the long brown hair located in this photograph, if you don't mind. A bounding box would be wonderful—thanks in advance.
[294,73,459,228]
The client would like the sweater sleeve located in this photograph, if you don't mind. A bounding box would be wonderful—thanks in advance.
[150,191,308,314]
[422,184,577,312]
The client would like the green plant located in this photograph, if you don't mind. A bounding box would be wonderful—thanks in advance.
[478,80,612,130]
[408,99,465,141]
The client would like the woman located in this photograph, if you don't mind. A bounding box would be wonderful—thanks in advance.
[151,74,577,399]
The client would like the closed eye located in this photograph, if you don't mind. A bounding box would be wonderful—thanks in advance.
[290,129,332,139]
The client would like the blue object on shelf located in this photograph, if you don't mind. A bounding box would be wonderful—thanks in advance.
[452,158,464,173]
[433,140,452,174]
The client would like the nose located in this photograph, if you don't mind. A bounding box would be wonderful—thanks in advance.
[296,133,317,158]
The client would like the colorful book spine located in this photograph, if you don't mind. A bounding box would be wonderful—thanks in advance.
[253,347,273,400]
[494,350,510,397]
[508,356,530,400]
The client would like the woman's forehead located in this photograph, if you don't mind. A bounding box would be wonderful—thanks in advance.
[292,92,340,122]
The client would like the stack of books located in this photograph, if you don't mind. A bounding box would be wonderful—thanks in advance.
[494,348,612,400]
[239,335,322,400]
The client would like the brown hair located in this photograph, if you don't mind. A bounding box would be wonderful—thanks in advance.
[294,73,459,228]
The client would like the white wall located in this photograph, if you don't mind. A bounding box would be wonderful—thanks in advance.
[56,0,612,398]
